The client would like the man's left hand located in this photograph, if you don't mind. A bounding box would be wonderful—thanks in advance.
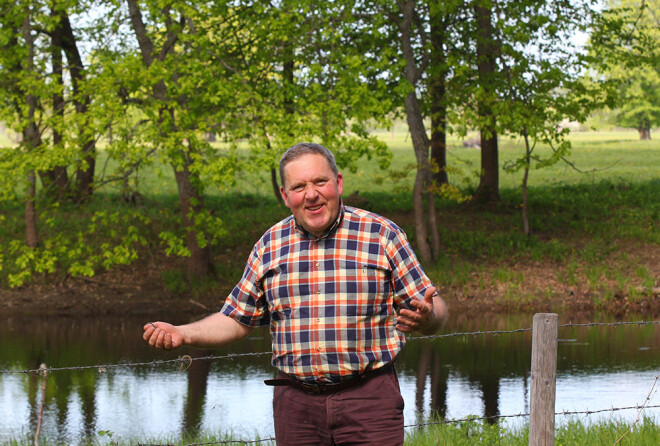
[396,287,448,335]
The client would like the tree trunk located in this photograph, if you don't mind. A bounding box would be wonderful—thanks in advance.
[405,89,433,265]
[430,5,449,186]
[264,47,295,205]
[128,0,214,279]
[25,169,38,248]
[399,0,436,265]
[412,160,432,265]
[474,128,499,203]
[22,14,39,248]
[60,10,96,201]
[471,1,500,204]
[430,104,448,186]
[75,142,96,199]
[638,121,651,140]
[173,162,213,279]
[271,168,282,204]
[522,128,531,236]
[427,190,440,259]
[42,8,70,199]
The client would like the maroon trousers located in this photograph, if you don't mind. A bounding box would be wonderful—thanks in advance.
[272,367,405,446]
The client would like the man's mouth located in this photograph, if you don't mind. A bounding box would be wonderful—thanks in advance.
[307,204,323,211]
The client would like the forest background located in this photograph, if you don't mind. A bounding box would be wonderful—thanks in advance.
[0,0,658,318]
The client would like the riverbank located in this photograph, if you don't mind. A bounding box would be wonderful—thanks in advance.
[1,242,658,319]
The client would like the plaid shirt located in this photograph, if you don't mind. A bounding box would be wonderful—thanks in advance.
[221,203,433,383]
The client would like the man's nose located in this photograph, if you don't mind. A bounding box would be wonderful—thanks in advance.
[305,184,320,199]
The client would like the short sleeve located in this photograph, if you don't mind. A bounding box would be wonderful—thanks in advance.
[220,243,270,327]
[385,227,433,310]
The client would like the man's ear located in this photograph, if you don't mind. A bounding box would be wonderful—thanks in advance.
[280,186,290,208]
[337,172,344,196]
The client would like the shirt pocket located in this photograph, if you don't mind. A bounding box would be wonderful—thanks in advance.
[262,264,297,317]
[338,260,391,316]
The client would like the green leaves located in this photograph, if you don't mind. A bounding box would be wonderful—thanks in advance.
[586,0,660,137]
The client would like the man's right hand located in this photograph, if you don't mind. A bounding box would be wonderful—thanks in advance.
[143,322,184,350]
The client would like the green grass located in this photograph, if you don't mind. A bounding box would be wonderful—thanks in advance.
[4,417,657,445]
[404,416,660,446]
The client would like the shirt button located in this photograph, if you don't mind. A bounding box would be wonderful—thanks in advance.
[315,262,320,268]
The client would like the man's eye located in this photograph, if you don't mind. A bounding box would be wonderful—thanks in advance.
[293,185,304,191]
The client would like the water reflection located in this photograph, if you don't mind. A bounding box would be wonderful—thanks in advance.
[0,313,658,443]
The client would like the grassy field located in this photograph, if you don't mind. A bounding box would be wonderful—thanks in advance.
[403,417,660,446]
[0,130,659,312]
[9,417,657,445]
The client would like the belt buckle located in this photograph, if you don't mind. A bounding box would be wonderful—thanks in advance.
[300,381,325,394]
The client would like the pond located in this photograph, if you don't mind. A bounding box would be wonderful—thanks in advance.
[0,311,658,444]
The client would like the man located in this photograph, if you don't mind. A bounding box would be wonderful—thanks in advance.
[143,142,448,445]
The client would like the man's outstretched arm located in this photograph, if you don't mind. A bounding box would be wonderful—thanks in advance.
[143,312,253,351]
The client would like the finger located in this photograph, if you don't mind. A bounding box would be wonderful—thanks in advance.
[397,314,419,329]
[396,322,415,333]
[398,309,420,322]
[164,333,173,350]
[147,327,158,347]
[143,326,154,341]
[407,301,430,315]
[156,329,167,348]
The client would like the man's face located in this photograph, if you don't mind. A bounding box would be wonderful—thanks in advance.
[280,153,343,237]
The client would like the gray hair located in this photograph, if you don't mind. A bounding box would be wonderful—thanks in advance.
[279,142,339,188]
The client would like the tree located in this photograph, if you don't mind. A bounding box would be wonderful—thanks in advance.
[120,0,227,279]
[233,0,392,200]
[470,0,501,204]
[429,2,452,186]
[341,0,467,265]
[0,1,49,249]
[391,0,441,264]
[0,0,126,286]
[21,4,40,248]
[494,0,603,234]
[616,67,660,140]
[58,3,98,199]
[114,0,394,278]
[590,0,660,140]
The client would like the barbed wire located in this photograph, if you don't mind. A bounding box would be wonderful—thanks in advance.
[406,403,660,430]
[137,437,277,446]
[1,320,657,375]
[134,403,660,446]
[0,351,272,375]
[412,326,532,341]
[560,320,660,329]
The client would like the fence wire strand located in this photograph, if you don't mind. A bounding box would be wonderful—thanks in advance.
[1,320,657,375]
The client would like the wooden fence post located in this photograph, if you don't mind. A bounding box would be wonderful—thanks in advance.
[529,313,558,446]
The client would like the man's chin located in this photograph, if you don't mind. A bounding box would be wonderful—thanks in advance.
[302,219,330,236]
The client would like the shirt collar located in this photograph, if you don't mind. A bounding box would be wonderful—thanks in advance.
[294,201,345,240]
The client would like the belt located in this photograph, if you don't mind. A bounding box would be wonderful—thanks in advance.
[264,362,394,395]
